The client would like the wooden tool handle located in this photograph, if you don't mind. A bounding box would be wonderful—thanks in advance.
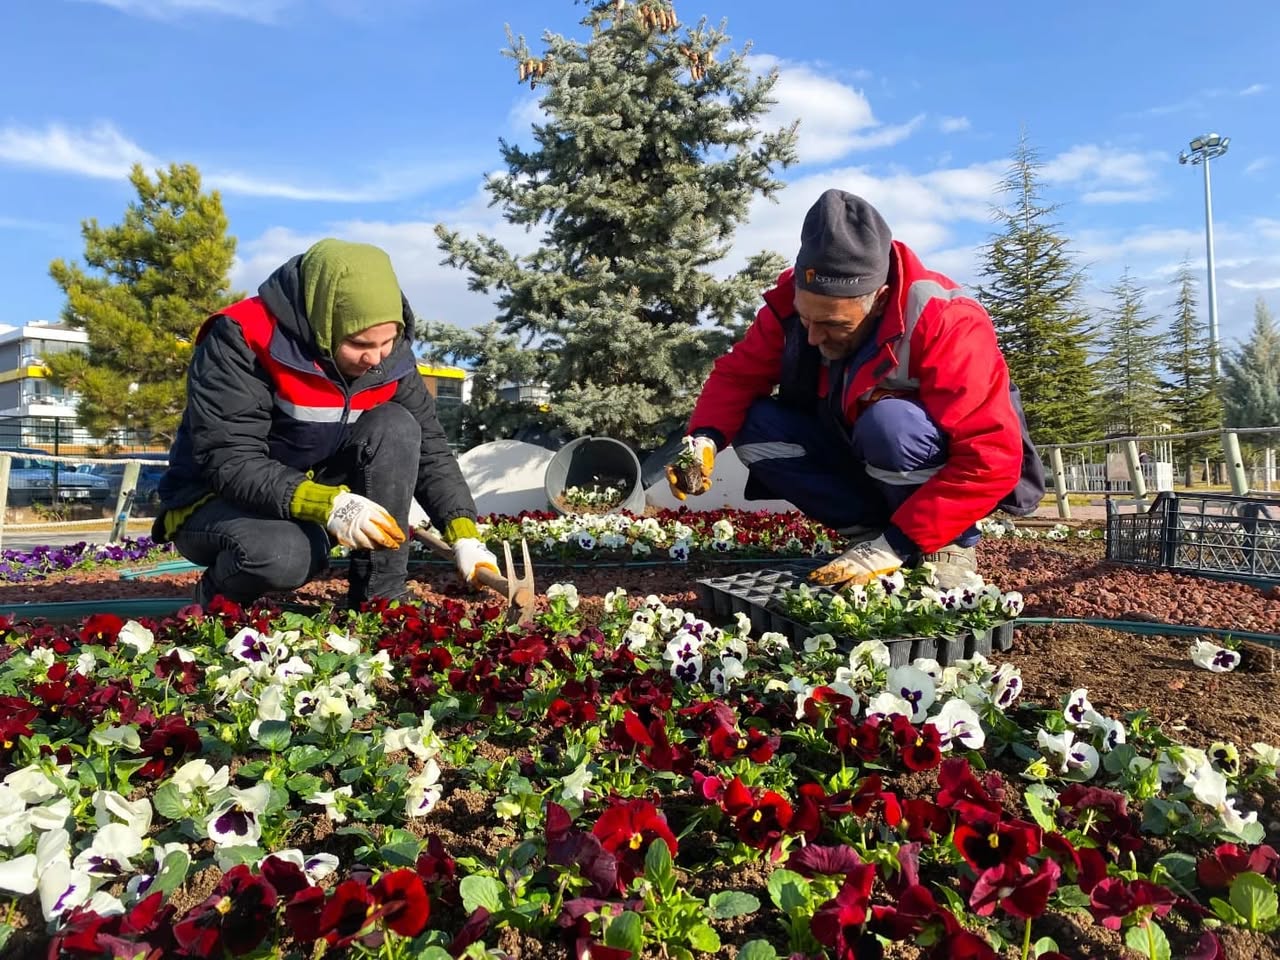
[412,527,511,594]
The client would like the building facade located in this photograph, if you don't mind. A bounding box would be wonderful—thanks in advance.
[0,323,94,448]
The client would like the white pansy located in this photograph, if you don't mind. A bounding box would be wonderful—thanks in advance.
[929,698,985,751]
[26,797,71,833]
[865,691,913,721]
[275,655,314,685]
[357,650,393,685]
[0,853,37,895]
[758,631,790,654]
[1036,729,1099,780]
[90,725,141,751]
[1064,688,1093,727]
[911,658,942,682]
[118,620,155,655]
[1190,639,1240,672]
[249,684,288,740]
[604,587,627,608]
[73,822,144,877]
[92,791,152,835]
[4,764,66,804]
[886,665,936,723]
[804,633,836,654]
[1082,709,1126,751]
[710,656,746,695]
[171,760,229,796]
[308,692,354,737]
[547,583,580,610]
[305,785,353,823]
[988,663,1023,710]
[724,637,749,660]
[38,860,92,920]
[75,650,97,676]
[1250,742,1280,768]
[405,760,443,818]
[324,630,361,655]
[561,761,594,803]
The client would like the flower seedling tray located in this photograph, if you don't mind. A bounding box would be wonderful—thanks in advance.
[695,562,1014,667]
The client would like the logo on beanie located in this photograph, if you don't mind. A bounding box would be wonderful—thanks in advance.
[801,267,865,288]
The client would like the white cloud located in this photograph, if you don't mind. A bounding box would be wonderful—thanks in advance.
[0,122,154,179]
[1239,83,1268,96]
[747,55,920,164]
[71,0,295,23]
[0,122,479,202]
[1245,157,1271,176]
[939,116,970,133]
[1041,144,1163,204]
[234,184,542,328]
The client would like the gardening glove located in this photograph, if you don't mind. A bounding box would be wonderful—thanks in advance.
[453,537,500,586]
[326,492,406,551]
[808,534,904,588]
[665,435,716,500]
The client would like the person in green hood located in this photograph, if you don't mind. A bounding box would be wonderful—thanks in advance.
[155,238,498,609]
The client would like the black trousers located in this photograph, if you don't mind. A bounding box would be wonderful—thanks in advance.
[173,403,420,607]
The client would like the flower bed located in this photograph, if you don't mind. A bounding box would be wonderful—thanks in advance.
[0,581,1276,959]
[0,538,172,584]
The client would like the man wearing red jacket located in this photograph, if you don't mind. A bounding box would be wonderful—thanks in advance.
[666,190,1044,588]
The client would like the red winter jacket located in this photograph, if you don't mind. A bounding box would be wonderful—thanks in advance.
[688,241,1026,553]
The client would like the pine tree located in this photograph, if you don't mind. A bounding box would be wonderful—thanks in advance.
[1221,297,1280,427]
[976,132,1100,445]
[431,0,797,448]
[45,163,240,444]
[1096,270,1165,437]
[1157,262,1221,482]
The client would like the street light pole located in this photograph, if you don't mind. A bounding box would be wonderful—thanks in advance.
[1179,132,1230,379]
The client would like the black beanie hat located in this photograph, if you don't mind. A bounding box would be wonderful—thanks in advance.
[795,189,892,298]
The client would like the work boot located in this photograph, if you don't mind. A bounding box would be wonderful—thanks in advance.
[192,574,215,609]
[835,524,885,545]
[920,544,979,590]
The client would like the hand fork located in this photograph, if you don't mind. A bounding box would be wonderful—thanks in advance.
[411,527,538,623]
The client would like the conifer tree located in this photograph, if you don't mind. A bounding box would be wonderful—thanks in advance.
[1158,262,1221,481]
[46,163,240,444]
[431,0,797,448]
[1221,297,1280,428]
[418,319,549,449]
[977,133,1100,445]
[1096,270,1165,437]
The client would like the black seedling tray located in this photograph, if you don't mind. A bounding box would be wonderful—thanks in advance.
[695,562,1014,667]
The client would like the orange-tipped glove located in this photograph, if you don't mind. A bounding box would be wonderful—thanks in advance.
[665,435,716,500]
[808,534,903,588]
[326,492,406,551]
[453,538,500,585]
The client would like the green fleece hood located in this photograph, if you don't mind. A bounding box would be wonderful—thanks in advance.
[299,239,404,357]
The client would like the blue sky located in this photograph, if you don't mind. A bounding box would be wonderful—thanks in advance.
[1,0,1277,347]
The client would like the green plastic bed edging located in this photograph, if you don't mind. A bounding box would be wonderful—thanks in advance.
[1011,617,1280,650]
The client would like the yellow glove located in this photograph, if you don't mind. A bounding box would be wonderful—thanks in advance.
[665,436,716,500]
[326,492,405,551]
[809,535,903,588]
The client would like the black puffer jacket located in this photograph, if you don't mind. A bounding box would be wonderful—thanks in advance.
[156,256,477,535]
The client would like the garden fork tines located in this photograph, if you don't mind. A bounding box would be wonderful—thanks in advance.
[500,538,538,625]
[411,527,539,624]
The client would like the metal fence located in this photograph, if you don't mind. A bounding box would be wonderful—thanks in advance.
[1043,426,1280,519]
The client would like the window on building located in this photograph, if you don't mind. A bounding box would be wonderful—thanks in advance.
[435,379,463,403]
